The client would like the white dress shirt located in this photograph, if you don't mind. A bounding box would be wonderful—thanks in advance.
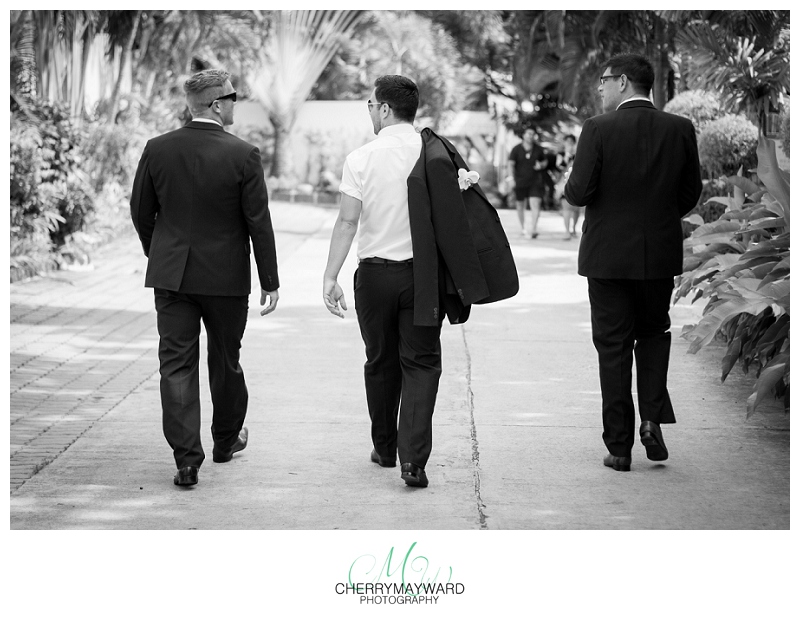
[339,123,421,260]
[190,117,223,126]
[617,95,652,109]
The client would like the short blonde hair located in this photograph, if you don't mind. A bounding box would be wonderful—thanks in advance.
[184,69,230,113]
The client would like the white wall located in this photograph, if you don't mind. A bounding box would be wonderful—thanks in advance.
[234,100,376,185]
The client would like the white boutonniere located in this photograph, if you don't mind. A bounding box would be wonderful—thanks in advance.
[457,168,480,191]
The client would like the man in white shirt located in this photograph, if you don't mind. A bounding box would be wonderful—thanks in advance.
[323,75,439,488]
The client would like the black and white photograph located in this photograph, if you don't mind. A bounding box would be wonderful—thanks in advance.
[5,6,794,618]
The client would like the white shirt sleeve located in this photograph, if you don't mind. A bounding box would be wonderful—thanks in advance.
[339,153,362,201]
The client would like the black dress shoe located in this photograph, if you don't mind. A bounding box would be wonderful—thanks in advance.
[603,454,632,472]
[371,449,397,468]
[174,466,198,486]
[400,463,428,488]
[213,427,249,463]
[640,421,669,461]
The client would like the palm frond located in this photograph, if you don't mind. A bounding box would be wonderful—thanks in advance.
[250,10,363,129]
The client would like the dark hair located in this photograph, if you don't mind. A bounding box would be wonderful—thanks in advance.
[564,134,576,143]
[605,53,654,95]
[374,75,419,123]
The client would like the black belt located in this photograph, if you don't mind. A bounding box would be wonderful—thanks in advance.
[359,257,413,265]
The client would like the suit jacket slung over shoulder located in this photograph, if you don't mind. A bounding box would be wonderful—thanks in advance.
[407,128,519,327]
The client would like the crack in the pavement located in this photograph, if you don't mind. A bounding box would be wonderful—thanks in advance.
[461,326,488,530]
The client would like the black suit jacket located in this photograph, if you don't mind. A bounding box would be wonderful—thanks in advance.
[564,100,702,279]
[407,128,519,326]
[130,121,279,296]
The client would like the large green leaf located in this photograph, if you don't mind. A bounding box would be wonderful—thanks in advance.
[758,268,789,289]
[724,175,764,197]
[716,255,778,283]
[684,234,745,248]
[747,261,783,280]
[739,235,790,258]
[756,136,790,226]
[720,210,751,222]
[691,219,742,237]
[721,335,743,382]
[772,257,790,271]
[755,314,789,357]
[749,204,785,220]
[684,296,770,353]
[705,196,738,210]
[746,217,786,233]
[725,278,789,307]
[746,355,789,417]
[756,279,790,303]
[714,254,746,270]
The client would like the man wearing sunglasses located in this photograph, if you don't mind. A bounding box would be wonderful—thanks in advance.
[131,69,280,487]
[565,54,702,473]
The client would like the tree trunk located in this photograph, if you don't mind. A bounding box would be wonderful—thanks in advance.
[108,11,140,124]
[269,117,292,180]
[651,15,666,109]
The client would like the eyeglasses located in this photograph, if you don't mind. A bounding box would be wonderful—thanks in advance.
[599,74,623,85]
[208,91,237,107]
[367,99,387,110]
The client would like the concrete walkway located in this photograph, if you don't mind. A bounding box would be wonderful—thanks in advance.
[9,203,789,529]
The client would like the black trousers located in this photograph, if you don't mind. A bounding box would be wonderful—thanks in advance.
[354,262,442,469]
[587,278,676,458]
[154,288,249,468]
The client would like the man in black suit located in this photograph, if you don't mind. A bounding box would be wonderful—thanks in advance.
[131,69,280,487]
[564,54,702,472]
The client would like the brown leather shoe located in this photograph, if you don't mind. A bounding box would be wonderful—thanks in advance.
[640,421,669,461]
[174,466,198,486]
[401,463,429,487]
[212,427,248,463]
[603,454,632,472]
[370,449,396,468]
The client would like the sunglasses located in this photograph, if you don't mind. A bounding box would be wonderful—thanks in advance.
[208,91,237,107]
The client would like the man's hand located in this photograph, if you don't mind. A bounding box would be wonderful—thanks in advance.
[323,277,347,318]
[260,289,279,316]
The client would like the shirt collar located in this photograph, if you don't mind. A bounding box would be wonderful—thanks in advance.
[617,95,652,110]
[377,123,417,137]
[191,117,223,127]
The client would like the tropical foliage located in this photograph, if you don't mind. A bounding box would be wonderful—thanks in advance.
[662,89,723,133]
[312,11,488,126]
[487,10,789,130]
[675,137,789,416]
[779,108,790,157]
[697,114,759,178]
[10,99,95,279]
[249,10,363,178]
[673,11,790,132]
